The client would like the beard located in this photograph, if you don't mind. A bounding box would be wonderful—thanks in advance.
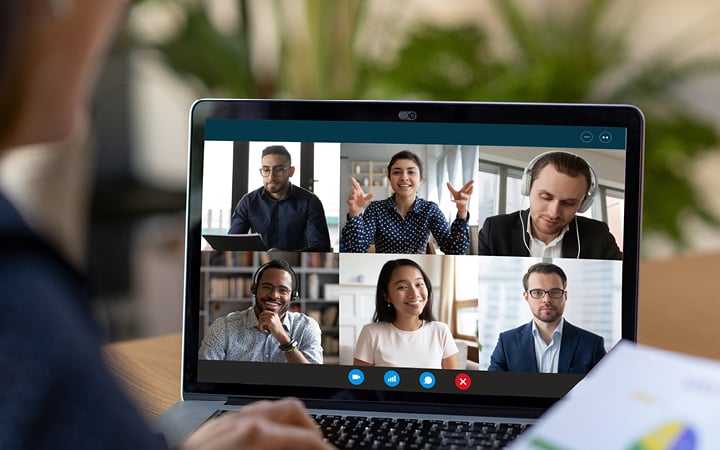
[534,306,561,323]
[254,297,290,318]
[264,178,289,195]
[531,213,569,238]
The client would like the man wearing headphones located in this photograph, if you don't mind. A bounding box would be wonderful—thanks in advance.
[199,259,323,363]
[478,151,622,259]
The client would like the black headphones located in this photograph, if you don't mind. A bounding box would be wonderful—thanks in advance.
[520,151,598,213]
[249,260,300,301]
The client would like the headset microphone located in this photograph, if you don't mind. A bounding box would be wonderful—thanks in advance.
[250,260,300,301]
[575,217,581,259]
[520,151,595,258]
[519,210,531,255]
[519,211,581,259]
[520,151,598,213]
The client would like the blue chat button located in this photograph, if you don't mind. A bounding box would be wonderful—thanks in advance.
[419,372,436,389]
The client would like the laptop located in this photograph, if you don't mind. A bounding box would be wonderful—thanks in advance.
[155,99,644,448]
[202,233,266,251]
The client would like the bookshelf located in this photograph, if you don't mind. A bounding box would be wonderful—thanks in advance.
[351,160,393,200]
[200,251,340,363]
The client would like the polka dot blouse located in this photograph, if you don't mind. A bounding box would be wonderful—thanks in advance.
[341,196,470,254]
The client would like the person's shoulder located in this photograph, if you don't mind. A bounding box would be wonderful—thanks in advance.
[361,197,390,215]
[425,320,451,332]
[288,310,321,328]
[289,184,319,199]
[225,307,254,324]
[249,186,267,196]
[240,186,266,201]
[371,196,394,208]
[564,320,604,340]
[2,248,86,327]
[360,321,386,334]
[206,308,250,334]
[574,215,610,231]
[0,194,29,233]
[500,321,531,337]
[0,196,64,263]
[483,210,523,226]
[0,201,102,357]
[425,321,455,338]
[0,197,87,312]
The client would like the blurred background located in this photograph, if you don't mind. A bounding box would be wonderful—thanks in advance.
[2,0,720,341]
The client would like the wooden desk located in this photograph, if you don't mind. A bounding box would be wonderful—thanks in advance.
[638,251,720,361]
[105,251,720,420]
[104,333,182,420]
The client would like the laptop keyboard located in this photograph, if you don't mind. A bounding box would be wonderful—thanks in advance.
[310,414,530,449]
[212,409,529,449]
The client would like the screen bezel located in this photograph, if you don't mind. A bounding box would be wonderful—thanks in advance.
[182,99,643,411]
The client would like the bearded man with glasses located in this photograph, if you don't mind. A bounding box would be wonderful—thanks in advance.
[228,145,332,251]
[199,259,322,363]
[488,262,606,374]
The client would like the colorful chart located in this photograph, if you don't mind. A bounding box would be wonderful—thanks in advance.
[525,421,698,450]
[629,422,697,450]
[508,343,720,450]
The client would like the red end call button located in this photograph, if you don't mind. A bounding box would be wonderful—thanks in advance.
[455,373,471,391]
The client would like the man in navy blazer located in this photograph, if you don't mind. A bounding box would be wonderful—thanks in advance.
[478,151,622,260]
[488,262,606,374]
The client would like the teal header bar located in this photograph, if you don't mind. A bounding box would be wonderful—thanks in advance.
[205,119,626,150]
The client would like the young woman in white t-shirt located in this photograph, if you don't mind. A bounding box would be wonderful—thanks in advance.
[353,259,458,369]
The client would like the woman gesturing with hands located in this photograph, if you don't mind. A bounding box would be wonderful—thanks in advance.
[446,180,474,220]
[341,150,473,254]
[347,177,375,218]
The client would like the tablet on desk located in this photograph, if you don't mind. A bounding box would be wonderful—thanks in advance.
[202,233,266,251]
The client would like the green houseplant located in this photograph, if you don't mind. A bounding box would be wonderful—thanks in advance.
[360,0,720,248]
[128,0,720,249]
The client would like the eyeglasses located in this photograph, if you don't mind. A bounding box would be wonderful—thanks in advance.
[526,288,566,299]
[258,283,292,297]
[259,166,290,176]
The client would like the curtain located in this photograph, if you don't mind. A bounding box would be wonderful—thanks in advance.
[438,256,455,330]
[435,156,447,206]
[436,145,479,194]
[447,145,460,186]
[461,145,477,183]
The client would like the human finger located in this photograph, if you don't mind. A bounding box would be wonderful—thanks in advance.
[350,177,364,193]
[447,182,467,202]
[460,180,474,194]
[258,311,279,322]
[256,312,274,331]
[453,198,469,208]
[238,397,319,430]
[180,408,332,450]
[446,181,459,197]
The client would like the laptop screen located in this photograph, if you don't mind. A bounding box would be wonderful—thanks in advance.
[183,100,642,413]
